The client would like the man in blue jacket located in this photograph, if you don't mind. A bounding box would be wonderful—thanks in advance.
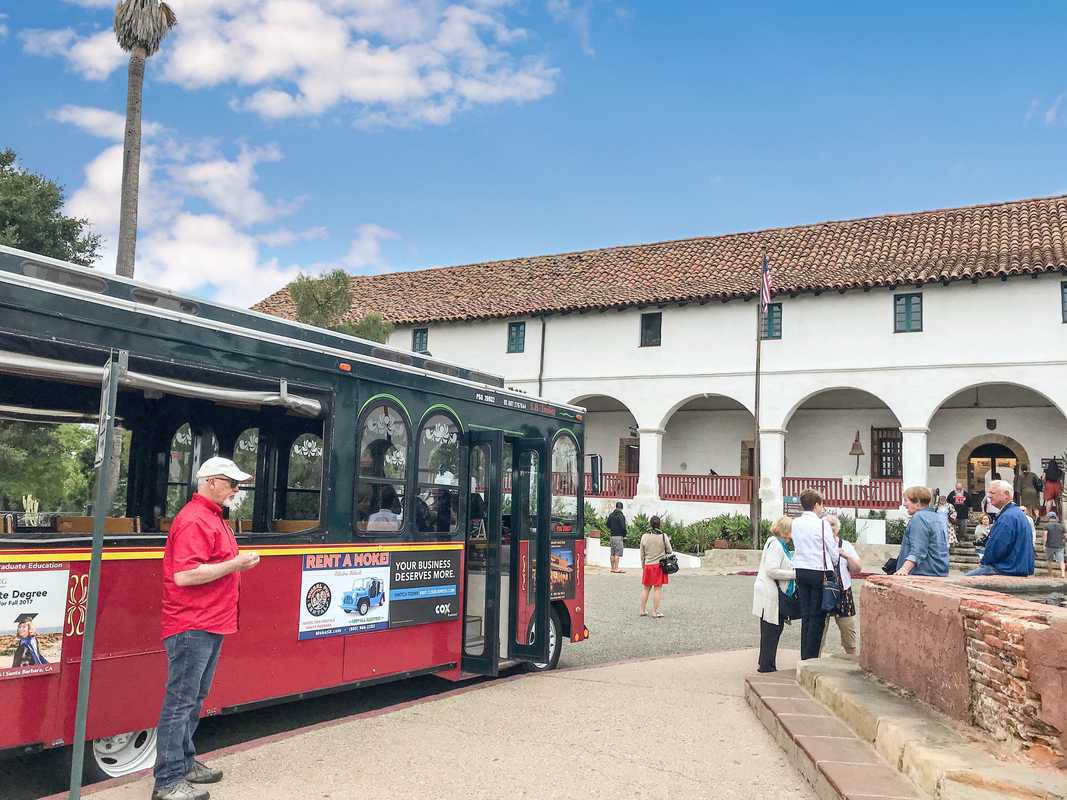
[966,479,1035,577]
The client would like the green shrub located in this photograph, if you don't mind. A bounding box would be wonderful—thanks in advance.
[838,516,857,543]
[886,519,905,545]
[584,501,607,534]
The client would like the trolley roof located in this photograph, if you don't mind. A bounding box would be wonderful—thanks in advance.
[0,245,585,417]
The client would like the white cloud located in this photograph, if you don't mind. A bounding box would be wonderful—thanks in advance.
[169,143,296,226]
[259,226,329,247]
[21,27,125,80]
[53,105,392,305]
[1046,94,1065,127]
[0,13,9,39]
[343,223,399,272]
[547,0,595,56]
[20,27,76,56]
[1023,97,1040,127]
[50,105,163,141]
[65,142,181,237]
[138,213,305,306]
[24,0,559,127]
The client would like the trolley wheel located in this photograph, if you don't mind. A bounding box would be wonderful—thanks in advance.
[357,598,370,616]
[525,607,562,672]
[79,727,159,782]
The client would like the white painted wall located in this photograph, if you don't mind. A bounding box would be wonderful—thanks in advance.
[786,409,900,476]
[384,274,1067,513]
[662,409,753,474]
[926,406,1067,493]
[583,410,637,471]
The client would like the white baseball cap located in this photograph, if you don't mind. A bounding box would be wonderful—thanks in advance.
[195,456,252,483]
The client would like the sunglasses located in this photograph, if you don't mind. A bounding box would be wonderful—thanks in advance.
[210,476,240,489]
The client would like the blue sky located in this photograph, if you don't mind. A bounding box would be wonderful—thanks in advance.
[3,1,1066,305]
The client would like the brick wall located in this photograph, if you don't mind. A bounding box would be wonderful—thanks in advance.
[959,597,1061,763]
[861,576,1067,766]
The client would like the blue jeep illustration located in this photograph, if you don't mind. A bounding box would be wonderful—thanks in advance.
[341,577,386,616]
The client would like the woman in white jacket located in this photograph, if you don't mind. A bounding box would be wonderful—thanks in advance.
[753,516,797,673]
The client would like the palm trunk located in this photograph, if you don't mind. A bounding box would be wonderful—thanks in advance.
[115,46,146,279]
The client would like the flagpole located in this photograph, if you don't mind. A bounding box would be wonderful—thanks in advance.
[751,254,765,549]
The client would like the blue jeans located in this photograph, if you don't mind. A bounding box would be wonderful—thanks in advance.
[153,631,224,790]
[965,564,1000,577]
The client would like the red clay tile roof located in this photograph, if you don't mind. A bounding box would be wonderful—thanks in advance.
[253,194,1067,325]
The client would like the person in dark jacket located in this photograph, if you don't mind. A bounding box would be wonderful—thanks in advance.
[966,480,1035,577]
[946,483,970,544]
[606,502,627,573]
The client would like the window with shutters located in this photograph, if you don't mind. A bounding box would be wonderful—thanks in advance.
[871,428,902,479]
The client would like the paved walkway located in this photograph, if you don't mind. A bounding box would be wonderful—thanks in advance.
[68,649,815,800]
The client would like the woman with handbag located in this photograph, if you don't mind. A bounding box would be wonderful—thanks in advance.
[820,515,862,656]
[789,489,839,660]
[752,516,798,673]
[639,515,673,618]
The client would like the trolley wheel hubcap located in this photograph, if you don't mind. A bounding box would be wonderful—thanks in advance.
[91,728,158,777]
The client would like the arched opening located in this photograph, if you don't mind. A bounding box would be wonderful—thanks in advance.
[929,383,1066,501]
[568,395,638,498]
[784,388,902,509]
[659,395,755,502]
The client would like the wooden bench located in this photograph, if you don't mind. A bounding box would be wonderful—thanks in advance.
[55,516,141,534]
[271,519,319,534]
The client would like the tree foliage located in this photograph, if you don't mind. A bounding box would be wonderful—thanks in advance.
[335,313,394,343]
[0,149,101,266]
[0,422,97,512]
[289,269,394,343]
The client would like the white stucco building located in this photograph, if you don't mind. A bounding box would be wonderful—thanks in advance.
[258,195,1067,522]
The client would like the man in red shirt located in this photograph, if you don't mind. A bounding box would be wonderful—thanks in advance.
[153,457,259,800]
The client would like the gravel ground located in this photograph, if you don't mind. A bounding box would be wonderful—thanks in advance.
[559,567,860,669]
[5,569,859,798]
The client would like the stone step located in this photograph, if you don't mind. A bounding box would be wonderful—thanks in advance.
[778,658,1067,800]
[746,670,923,800]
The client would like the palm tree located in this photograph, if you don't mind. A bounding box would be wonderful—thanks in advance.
[113,0,176,278]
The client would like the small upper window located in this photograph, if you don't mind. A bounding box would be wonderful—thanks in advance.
[507,321,526,353]
[761,303,782,340]
[1061,282,1066,323]
[412,328,428,353]
[639,312,661,347]
[894,293,922,333]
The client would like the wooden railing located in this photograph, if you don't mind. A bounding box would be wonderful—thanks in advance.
[585,472,638,499]
[500,472,638,499]
[781,477,903,509]
[657,474,753,503]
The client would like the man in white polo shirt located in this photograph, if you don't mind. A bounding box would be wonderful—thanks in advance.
[789,488,839,660]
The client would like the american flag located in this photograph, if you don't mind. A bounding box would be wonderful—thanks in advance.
[759,253,774,311]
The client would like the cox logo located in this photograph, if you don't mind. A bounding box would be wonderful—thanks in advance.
[434,603,452,615]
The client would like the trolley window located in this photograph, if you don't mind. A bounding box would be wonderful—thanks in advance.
[231,427,259,525]
[550,432,580,536]
[283,433,323,519]
[414,413,461,537]
[355,403,408,535]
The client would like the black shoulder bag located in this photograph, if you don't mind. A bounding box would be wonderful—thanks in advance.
[819,522,843,613]
[659,531,679,574]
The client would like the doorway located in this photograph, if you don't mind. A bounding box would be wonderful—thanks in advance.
[966,443,1018,499]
